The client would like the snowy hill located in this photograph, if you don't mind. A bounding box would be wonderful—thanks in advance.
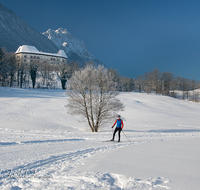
[0,87,200,189]
[42,28,102,65]
[0,3,58,53]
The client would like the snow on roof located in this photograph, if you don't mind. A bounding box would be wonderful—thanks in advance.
[57,50,67,58]
[15,45,68,59]
[15,45,39,54]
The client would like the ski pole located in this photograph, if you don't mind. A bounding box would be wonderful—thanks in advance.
[122,130,131,142]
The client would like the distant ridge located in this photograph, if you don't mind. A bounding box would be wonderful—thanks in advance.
[43,28,102,66]
[0,3,58,53]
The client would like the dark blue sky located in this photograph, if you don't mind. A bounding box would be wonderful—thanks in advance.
[1,0,200,80]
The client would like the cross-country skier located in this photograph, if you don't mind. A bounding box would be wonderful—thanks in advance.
[110,115,124,142]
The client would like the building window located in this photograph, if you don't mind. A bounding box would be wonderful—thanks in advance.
[37,57,40,59]
[24,59,27,62]
[34,56,36,59]
[30,56,33,59]
[24,55,27,58]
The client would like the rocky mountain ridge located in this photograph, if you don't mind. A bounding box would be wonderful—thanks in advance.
[42,28,102,65]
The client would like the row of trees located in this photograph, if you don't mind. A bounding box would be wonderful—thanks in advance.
[1,46,199,102]
[0,46,79,89]
[109,69,135,92]
[134,68,200,102]
[0,45,134,92]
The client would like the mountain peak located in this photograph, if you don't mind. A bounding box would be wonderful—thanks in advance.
[55,28,70,35]
[45,28,71,36]
[43,28,102,65]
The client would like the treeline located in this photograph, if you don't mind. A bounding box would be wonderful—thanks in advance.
[134,68,200,102]
[0,46,200,102]
[109,69,135,92]
[108,68,200,102]
[0,45,133,91]
[0,46,79,89]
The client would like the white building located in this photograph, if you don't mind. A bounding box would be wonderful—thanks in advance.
[15,45,67,66]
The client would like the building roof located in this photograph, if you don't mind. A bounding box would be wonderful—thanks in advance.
[15,45,68,59]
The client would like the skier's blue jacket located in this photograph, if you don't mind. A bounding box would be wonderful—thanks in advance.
[112,119,124,129]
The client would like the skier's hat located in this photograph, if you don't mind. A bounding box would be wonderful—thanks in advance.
[118,115,121,118]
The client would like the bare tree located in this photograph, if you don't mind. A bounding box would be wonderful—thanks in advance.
[194,91,199,102]
[185,79,190,100]
[0,50,17,87]
[4,53,17,87]
[18,62,27,88]
[120,77,135,92]
[135,75,143,92]
[38,61,56,88]
[38,61,49,87]
[29,62,38,89]
[180,77,187,100]
[66,60,80,79]
[108,69,120,84]
[108,69,135,92]
[56,63,68,90]
[66,65,124,132]
[150,68,161,94]
[170,78,178,98]
[143,72,151,93]
[0,46,6,86]
[161,72,174,95]
[56,61,80,90]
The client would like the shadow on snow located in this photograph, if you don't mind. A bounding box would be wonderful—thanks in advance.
[124,129,200,133]
[0,138,85,146]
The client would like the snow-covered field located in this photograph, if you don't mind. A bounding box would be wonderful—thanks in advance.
[0,87,200,190]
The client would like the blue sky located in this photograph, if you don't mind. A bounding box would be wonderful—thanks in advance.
[1,0,200,80]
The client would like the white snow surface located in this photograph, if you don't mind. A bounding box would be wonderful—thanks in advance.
[0,87,200,190]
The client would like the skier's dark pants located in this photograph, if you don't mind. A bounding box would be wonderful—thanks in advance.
[113,127,122,141]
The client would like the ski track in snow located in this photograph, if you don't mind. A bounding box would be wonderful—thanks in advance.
[0,88,200,189]
[1,128,199,189]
